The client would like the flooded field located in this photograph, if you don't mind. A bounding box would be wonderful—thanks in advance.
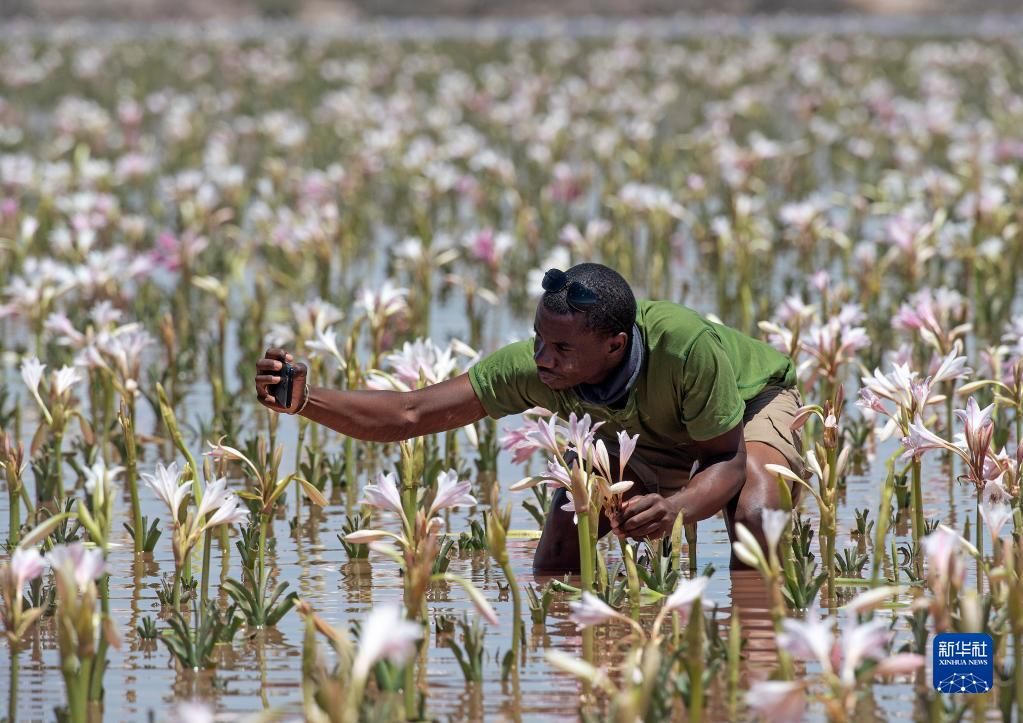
[1,17,1022,722]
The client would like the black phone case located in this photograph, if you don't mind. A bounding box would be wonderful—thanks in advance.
[271,363,295,408]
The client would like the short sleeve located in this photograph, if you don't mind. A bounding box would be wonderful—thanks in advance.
[467,340,548,419]
[679,329,746,441]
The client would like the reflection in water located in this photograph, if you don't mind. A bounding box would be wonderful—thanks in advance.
[726,569,779,674]
[0,425,974,720]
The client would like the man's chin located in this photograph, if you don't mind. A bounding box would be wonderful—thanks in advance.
[538,373,570,390]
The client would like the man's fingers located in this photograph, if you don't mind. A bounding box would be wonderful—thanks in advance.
[254,374,281,397]
[255,393,281,410]
[256,359,283,372]
[620,495,656,519]
[623,509,663,534]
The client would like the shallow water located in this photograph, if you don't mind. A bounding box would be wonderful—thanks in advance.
[0,387,985,721]
[1,14,1019,721]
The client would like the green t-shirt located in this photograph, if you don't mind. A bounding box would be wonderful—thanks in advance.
[467,299,796,469]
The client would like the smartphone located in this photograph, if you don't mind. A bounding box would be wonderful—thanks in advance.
[270,362,295,408]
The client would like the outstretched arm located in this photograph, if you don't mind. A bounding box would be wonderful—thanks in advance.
[255,348,487,443]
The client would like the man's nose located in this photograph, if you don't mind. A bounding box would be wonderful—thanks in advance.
[533,341,554,369]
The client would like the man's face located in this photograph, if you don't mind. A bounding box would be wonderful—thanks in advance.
[532,304,626,391]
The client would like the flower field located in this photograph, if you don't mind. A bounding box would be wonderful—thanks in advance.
[1,19,1022,722]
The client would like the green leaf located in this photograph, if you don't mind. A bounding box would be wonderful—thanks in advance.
[20,512,73,548]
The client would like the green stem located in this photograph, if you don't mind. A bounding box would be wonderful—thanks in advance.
[500,559,523,672]
[403,658,417,721]
[344,436,357,508]
[171,564,182,610]
[577,512,594,594]
[727,609,740,718]
[9,648,18,723]
[650,539,663,588]
[577,511,596,696]
[870,457,896,586]
[946,389,956,499]
[8,484,20,547]
[295,419,306,527]
[975,500,983,595]
[200,528,213,623]
[687,599,704,723]
[769,570,793,680]
[685,522,698,576]
[99,380,111,458]
[258,513,268,617]
[618,536,641,621]
[1014,633,1023,723]
[53,430,64,508]
[88,562,111,703]
[911,458,924,576]
[125,419,142,555]
[218,305,228,402]
[66,655,88,723]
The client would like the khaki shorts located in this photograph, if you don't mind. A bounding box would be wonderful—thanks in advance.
[607,385,807,494]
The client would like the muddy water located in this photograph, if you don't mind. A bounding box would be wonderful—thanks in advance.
[0,386,978,722]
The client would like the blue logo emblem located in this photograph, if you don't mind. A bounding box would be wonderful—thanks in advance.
[932,633,993,694]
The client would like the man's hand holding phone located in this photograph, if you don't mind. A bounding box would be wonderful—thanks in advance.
[255,348,309,414]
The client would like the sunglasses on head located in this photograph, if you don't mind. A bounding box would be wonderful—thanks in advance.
[541,268,599,313]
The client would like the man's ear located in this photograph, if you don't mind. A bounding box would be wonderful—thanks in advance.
[606,331,628,356]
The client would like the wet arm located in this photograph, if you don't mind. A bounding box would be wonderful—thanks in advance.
[300,373,487,443]
[615,425,746,538]
[663,427,747,522]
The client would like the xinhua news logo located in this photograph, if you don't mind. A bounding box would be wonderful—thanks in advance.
[932,632,994,694]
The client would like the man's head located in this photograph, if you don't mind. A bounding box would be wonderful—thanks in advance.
[532,263,636,390]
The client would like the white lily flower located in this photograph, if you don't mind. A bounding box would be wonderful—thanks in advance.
[921,525,968,590]
[46,542,106,592]
[140,461,190,518]
[194,477,231,520]
[20,356,52,422]
[839,618,892,687]
[662,575,709,619]
[359,471,405,517]
[569,591,623,630]
[10,547,47,590]
[778,613,834,671]
[304,326,346,367]
[761,508,791,551]
[83,459,124,506]
[616,431,639,479]
[978,478,1013,542]
[592,439,612,482]
[52,365,83,396]
[200,493,249,531]
[351,603,423,681]
[428,469,476,517]
[20,356,45,396]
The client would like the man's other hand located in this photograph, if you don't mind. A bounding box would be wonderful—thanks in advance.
[254,347,308,414]
[612,493,677,540]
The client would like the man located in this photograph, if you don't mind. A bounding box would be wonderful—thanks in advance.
[254,263,805,571]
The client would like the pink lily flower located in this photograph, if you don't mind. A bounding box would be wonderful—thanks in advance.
[428,470,477,517]
[359,472,404,517]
